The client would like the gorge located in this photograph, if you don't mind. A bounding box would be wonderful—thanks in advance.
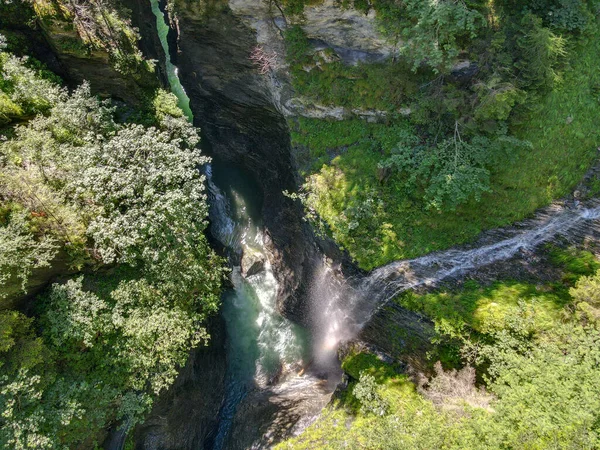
[1,0,600,448]
[131,1,600,448]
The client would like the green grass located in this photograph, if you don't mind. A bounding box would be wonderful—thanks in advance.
[291,29,600,270]
[276,351,484,450]
[398,281,567,337]
[549,245,600,283]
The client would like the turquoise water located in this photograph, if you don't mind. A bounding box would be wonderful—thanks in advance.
[150,0,193,121]
[207,163,309,449]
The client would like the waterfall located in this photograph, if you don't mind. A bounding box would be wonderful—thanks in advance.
[314,202,600,354]
[148,0,600,445]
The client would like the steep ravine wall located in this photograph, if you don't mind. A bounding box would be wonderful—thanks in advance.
[227,0,397,119]
[164,0,354,324]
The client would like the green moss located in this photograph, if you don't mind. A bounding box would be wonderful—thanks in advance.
[342,352,402,382]
[396,280,570,338]
[549,245,600,284]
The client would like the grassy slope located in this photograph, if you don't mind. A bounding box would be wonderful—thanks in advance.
[292,30,600,270]
[277,249,600,449]
[276,352,476,450]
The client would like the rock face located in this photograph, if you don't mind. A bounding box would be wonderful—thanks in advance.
[227,0,396,119]
[134,315,228,449]
[223,376,337,449]
[167,0,333,325]
[301,0,396,60]
[30,0,161,105]
[357,303,434,373]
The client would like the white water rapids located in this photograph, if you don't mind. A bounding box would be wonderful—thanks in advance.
[207,164,313,449]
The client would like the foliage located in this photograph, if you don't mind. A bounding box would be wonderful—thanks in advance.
[397,280,567,339]
[286,16,600,268]
[395,0,487,72]
[497,0,596,32]
[378,125,495,211]
[31,0,155,79]
[0,310,45,373]
[353,372,388,416]
[420,362,493,413]
[281,253,600,448]
[0,40,63,125]
[0,71,224,446]
[570,269,600,324]
[283,26,425,111]
[514,13,568,90]
[0,210,57,298]
[476,322,600,448]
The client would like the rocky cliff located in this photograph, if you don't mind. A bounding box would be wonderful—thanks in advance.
[227,0,396,119]
[163,0,358,325]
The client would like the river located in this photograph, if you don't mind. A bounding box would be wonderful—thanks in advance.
[149,2,311,448]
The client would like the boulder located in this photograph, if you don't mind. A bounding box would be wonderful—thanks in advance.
[241,249,266,277]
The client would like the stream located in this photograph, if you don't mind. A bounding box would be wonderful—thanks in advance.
[206,163,310,449]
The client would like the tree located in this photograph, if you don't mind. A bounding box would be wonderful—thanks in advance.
[515,14,568,90]
[0,75,224,446]
[353,371,388,416]
[398,0,487,73]
[570,269,600,324]
[0,211,57,298]
[0,34,62,124]
[477,323,600,448]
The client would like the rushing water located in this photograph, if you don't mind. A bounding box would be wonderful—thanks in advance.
[207,164,309,449]
[315,202,600,352]
[150,3,310,447]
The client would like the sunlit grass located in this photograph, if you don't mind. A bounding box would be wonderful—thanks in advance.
[291,29,600,270]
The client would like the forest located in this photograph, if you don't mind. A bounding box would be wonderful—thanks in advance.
[1,0,599,448]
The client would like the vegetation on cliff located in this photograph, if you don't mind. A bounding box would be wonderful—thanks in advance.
[285,0,600,269]
[0,39,224,448]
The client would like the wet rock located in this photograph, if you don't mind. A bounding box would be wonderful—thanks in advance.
[358,303,434,373]
[224,375,339,450]
[165,2,352,326]
[450,60,479,84]
[241,249,266,277]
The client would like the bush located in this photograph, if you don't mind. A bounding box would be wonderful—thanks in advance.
[0,38,63,124]
[353,371,388,416]
[515,14,568,90]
